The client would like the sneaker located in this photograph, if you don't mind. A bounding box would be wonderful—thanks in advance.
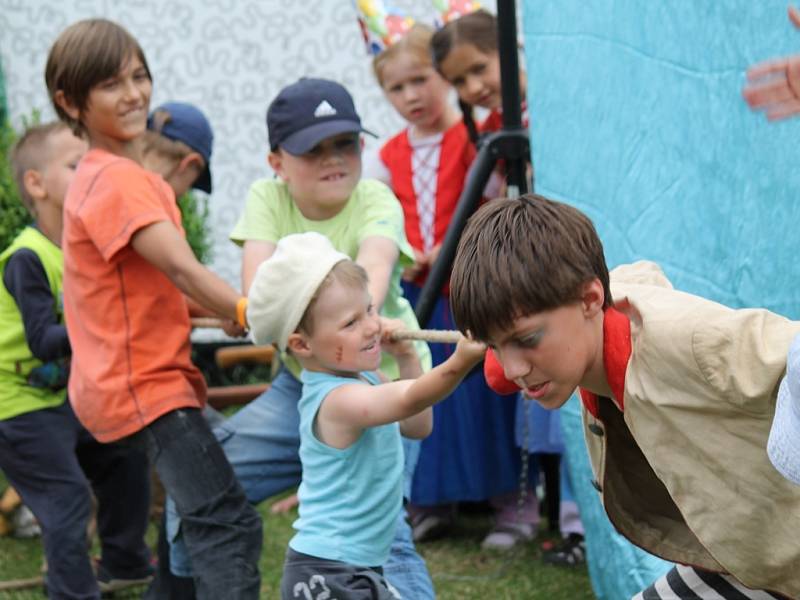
[542,533,586,567]
[12,505,41,538]
[480,522,535,551]
[411,513,452,543]
[96,562,155,593]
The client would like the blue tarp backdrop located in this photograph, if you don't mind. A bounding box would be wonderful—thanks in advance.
[523,0,800,317]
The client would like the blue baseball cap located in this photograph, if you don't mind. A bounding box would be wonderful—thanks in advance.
[768,333,800,485]
[267,78,375,155]
[148,102,213,193]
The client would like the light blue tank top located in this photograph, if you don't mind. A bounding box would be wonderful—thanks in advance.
[289,369,403,566]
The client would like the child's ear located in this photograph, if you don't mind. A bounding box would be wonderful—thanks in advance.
[581,278,605,317]
[267,151,284,179]
[53,90,80,121]
[178,152,204,175]
[22,169,46,202]
[286,332,312,357]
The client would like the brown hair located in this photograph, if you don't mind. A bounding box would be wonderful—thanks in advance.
[140,108,194,166]
[431,9,498,145]
[45,19,151,137]
[372,24,435,87]
[9,122,70,216]
[450,194,612,342]
[298,260,369,335]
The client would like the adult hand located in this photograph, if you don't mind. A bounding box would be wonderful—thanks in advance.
[742,6,800,120]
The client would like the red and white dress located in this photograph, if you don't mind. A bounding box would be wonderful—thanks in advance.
[373,121,522,505]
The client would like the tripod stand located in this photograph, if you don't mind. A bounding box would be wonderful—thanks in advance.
[413,0,531,327]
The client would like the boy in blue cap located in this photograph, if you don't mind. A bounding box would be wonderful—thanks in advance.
[142,101,214,196]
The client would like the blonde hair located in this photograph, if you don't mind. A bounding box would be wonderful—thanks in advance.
[372,24,435,87]
[140,108,194,168]
[298,260,369,335]
[9,122,70,216]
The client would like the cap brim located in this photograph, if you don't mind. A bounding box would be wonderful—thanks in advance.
[192,165,212,194]
[279,120,376,155]
[767,375,800,485]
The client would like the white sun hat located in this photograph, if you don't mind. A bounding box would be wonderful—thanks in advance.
[247,232,349,350]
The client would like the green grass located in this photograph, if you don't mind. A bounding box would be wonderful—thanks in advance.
[0,491,593,599]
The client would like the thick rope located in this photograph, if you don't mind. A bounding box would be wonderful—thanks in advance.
[190,318,461,344]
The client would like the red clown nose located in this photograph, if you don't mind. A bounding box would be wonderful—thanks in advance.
[483,348,521,395]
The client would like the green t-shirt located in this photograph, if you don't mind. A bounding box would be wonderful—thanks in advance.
[230,178,431,379]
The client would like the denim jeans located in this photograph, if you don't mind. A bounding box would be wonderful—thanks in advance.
[129,408,262,600]
[168,368,434,599]
[0,402,151,600]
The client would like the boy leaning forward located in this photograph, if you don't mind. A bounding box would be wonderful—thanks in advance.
[450,195,800,599]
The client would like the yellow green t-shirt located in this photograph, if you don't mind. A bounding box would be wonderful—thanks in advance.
[230,178,431,378]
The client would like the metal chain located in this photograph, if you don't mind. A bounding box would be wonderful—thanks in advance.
[516,392,531,527]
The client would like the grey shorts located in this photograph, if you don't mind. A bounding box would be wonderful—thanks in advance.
[281,548,402,600]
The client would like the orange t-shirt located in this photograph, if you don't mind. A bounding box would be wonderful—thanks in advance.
[63,148,205,442]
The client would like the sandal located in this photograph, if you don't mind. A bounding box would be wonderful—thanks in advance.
[542,533,586,566]
[480,522,535,551]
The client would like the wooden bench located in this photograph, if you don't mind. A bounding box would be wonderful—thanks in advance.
[205,344,275,410]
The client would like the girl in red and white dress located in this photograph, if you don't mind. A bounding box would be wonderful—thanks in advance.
[366,23,535,550]
[429,10,587,559]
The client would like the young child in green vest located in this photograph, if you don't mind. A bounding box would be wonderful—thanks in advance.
[0,121,153,599]
[449,194,800,599]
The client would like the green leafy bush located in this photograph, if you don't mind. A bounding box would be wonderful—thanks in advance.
[0,118,32,252]
[0,116,213,263]
[178,190,213,264]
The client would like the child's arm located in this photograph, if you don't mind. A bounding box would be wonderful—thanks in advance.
[317,334,486,447]
[131,221,242,322]
[356,236,398,311]
[380,318,430,439]
[3,250,70,360]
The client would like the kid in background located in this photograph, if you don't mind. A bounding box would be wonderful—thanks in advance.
[169,77,436,599]
[431,9,526,143]
[0,121,152,599]
[367,22,530,550]
[245,231,486,599]
[139,100,232,600]
[450,194,800,599]
[45,18,261,599]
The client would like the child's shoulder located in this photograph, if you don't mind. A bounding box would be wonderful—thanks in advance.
[350,178,394,203]
[72,149,154,194]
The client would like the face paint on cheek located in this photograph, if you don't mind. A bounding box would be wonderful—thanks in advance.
[335,346,343,363]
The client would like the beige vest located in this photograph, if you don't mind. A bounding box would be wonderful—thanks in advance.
[582,261,800,598]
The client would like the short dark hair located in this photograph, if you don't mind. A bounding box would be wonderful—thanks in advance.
[450,195,612,342]
[45,19,151,137]
[9,122,69,216]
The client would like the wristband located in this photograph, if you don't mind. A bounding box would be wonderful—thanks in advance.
[236,297,249,329]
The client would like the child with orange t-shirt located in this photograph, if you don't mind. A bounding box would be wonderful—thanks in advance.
[45,18,261,599]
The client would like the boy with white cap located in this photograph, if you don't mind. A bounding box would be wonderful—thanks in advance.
[246,231,485,599]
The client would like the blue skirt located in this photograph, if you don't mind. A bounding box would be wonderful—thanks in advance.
[404,282,522,505]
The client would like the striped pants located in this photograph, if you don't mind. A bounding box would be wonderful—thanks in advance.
[632,565,786,599]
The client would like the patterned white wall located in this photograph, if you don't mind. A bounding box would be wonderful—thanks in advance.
[1,0,497,291]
